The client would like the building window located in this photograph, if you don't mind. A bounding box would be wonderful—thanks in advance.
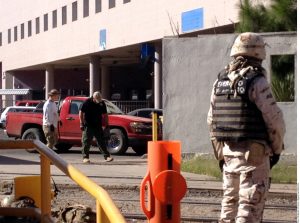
[72,1,78,21]
[28,20,32,37]
[52,10,57,28]
[8,29,11,44]
[36,17,40,34]
[14,26,18,42]
[83,0,89,17]
[62,6,67,25]
[44,14,48,31]
[0,32,2,46]
[123,0,130,3]
[109,0,115,9]
[95,0,101,13]
[21,23,25,39]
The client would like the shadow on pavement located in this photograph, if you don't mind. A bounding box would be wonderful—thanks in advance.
[0,155,39,165]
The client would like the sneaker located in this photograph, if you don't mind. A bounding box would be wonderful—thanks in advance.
[83,158,90,164]
[105,156,114,162]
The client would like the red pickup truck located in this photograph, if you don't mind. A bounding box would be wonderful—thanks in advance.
[5,96,154,155]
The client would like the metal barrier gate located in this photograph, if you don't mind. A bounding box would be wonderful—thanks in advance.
[0,140,126,223]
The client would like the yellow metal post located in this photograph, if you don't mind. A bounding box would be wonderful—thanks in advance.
[96,200,101,223]
[14,176,42,208]
[152,112,158,141]
[40,154,52,222]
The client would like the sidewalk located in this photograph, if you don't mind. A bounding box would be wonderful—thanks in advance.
[0,156,296,195]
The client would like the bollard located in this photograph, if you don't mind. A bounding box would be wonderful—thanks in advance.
[140,141,187,223]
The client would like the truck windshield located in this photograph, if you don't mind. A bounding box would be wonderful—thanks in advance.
[69,99,124,115]
[104,100,124,114]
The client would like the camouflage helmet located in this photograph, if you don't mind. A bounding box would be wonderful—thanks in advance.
[230,32,266,60]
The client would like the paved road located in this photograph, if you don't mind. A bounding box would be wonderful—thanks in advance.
[0,129,296,194]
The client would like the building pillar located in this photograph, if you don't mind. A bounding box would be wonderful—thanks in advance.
[101,65,110,99]
[89,56,100,97]
[2,71,14,107]
[154,44,162,109]
[45,65,54,99]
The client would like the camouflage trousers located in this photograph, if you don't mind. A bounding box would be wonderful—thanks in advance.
[220,144,270,223]
[43,125,58,149]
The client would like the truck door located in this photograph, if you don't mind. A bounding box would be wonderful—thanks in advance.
[58,100,82,142]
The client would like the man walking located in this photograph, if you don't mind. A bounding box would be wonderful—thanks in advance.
[79,91,113,163]
[43,89,60,149]
[207,32,285,222]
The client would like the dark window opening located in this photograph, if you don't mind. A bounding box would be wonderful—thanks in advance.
[8,29,11,44]
[28,21,32,37]
[72,1,78,21]
[14,26,18,41]
[44,14,48,31]
[109,0,115,9]
[95,0,101,13]
[21,23,24,39]
[271,54,295,102]
[62,6,67,25]
[36,17,40,34]
[53,10,57,28]
[83,0,89,17]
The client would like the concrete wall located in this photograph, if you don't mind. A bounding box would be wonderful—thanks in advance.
[162,32,297,154]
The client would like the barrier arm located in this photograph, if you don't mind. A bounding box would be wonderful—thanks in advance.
[0,140,126,223]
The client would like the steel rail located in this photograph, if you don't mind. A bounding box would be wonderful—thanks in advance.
[113,198,297,210]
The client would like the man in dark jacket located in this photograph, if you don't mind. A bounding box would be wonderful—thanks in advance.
[79,91,113,163]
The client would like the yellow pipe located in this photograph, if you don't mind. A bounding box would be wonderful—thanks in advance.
[67,165,125,222]
[33,140,126,223]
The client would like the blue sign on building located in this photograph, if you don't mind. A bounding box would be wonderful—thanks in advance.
[99,29,106,50]
[181,8,204,33]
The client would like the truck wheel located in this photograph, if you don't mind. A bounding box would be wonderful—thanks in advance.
[55,143,73,153]
[107,128,128,155]
[22,128,45,153]
[132,146,147,155]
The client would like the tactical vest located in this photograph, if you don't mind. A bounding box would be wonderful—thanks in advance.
[211,69,268,142]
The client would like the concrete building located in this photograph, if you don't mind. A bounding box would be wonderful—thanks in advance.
[0,1,296,154]
[0,0,242,108]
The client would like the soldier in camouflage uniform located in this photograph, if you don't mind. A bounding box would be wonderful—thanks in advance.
[207,32,285,223]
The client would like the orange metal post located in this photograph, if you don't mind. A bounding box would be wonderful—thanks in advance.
[140,141,187,223]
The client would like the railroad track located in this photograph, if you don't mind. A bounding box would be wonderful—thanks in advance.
[111,193,297,223]
[116,198,297,210]
[49,183,297,222]
[1,178,296,222]
[124,213,297,223]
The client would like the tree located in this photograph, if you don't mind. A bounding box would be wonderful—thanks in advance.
[237,0,296,102]
[237,0,297,32]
